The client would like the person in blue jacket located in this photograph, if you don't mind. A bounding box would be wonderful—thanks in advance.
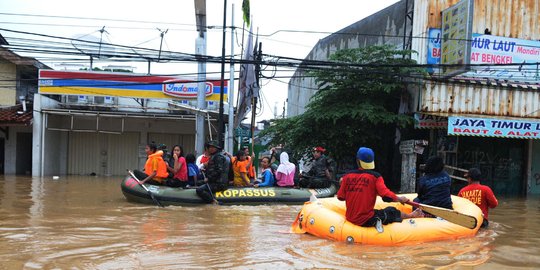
[254,157,275,187]
[414,155,453,211]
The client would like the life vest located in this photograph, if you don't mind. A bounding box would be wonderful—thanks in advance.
[144,150,169,181]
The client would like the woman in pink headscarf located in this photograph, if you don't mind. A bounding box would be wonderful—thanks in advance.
[275,152,296,187]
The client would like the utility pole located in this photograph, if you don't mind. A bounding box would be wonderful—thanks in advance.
[157,28,168,61]
[194,0,207,156]
[217,0,228,148]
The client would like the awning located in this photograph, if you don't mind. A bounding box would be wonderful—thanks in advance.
[0,104,33,126]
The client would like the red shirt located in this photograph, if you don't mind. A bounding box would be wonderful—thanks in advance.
[337,170,398,226]
[458,183,498,219]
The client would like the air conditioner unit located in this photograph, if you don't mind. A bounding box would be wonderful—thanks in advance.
[67,95,78,103]
[103,96,114,104]
[93,96,115,105]
[77,95,88,103]
[66,95,88,103]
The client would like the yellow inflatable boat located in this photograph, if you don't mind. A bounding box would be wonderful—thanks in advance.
[291,194,483,246]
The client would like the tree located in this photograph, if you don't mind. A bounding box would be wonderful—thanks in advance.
[261,45,424,176]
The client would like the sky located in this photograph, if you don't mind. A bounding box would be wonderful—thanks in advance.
[1,0,399,121]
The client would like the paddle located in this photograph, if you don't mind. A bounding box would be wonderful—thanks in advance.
[201,171,221,205]
[127,170,164,207]
[406,201,477,229]
[300,174,340,187]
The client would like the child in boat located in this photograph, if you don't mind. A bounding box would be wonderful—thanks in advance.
[254,157,275,187]
[231,150,251,187]
[186,153,200,187]
[165,145,188,188]
[132,142,169,185]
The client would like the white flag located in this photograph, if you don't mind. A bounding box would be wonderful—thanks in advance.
[235,23,259,128]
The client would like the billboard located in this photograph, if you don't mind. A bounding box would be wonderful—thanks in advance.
[428,28,540,83]
[38,70,228,101]
[440,0,474,77]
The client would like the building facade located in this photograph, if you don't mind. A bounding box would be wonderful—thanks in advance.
[0,36,49,175]
[32,70,228,177]
[288,0,540,196]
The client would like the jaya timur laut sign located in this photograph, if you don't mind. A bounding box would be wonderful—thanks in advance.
[448,116,540,139]
[428,28,540,83]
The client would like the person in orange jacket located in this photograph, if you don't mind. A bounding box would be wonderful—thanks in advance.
[243,146,256,181]
[133,142,169,185]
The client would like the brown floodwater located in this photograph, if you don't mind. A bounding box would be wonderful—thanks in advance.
[1,175,539,269]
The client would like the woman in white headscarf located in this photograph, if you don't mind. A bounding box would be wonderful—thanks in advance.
[275,152,296,187]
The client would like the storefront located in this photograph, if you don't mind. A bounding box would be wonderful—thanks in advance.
[34,70,227,176]
[415,113,531,197]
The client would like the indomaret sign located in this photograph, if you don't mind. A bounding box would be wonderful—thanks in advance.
[38,70,227,101]
[448,116,540,139]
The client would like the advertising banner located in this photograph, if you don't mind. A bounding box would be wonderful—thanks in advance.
[38,70,228,101]
[440,0,474,77]
[448,115,540,139]
[428,28,540,83]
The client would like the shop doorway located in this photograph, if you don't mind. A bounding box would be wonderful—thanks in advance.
[530,141,540,194]
[0,138,4,174]
[16,133,32,175]
[457,137,525,197]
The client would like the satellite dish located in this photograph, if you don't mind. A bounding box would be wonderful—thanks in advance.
[71,28,116,59]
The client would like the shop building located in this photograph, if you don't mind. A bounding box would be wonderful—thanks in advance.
[0,35,49,175]
[32,70,228,176]
[288,0,540,196]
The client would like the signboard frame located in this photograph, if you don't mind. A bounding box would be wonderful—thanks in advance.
[440,0,474,77]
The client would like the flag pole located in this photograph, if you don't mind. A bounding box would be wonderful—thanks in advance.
[227,3,235,153]
[250,41,261,156]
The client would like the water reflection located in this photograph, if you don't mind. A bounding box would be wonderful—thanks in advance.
[0,175,539,269]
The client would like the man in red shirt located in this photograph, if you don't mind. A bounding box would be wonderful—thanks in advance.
[337,147,422,228]
[458,168,498,228]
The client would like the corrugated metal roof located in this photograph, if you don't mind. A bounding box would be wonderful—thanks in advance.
[421,81,540,118]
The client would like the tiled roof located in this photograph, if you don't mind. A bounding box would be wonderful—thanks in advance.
[0,104,33,126]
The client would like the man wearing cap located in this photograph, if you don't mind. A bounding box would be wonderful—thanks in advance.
[458,168,498,228]
[195,140,230,204]
[337,147,422,228]
[299,146,332,188]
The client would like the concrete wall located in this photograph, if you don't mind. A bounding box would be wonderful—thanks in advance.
[0,59,16,106]
[288,0,411,116]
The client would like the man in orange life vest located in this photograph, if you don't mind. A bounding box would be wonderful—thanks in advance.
[458,168,498,228]
[133,142,169,185]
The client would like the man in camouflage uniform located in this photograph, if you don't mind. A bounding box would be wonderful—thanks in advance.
[196,140,230,204]
[299,146,332,188]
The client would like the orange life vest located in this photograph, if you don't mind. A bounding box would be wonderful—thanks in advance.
[144,150,169,182]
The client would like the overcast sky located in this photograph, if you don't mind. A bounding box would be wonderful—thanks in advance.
[1,0,399,121]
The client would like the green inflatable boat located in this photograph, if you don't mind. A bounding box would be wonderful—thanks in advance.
[121,176,338,206]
